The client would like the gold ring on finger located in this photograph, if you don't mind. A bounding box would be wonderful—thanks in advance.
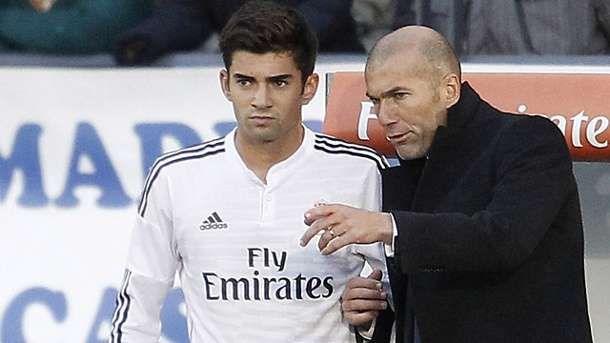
[328,227,336,237]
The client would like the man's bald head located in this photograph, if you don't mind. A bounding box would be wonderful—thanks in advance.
[367,26,461,82]
[364,26,462,160]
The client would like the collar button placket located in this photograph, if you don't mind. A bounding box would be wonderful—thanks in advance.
[258,185,266,225]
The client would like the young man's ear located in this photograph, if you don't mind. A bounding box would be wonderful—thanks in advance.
[443,73,460,109]
[219,69,232,101]
[301,73,319,105]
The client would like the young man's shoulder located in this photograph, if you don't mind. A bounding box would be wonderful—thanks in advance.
[148,136,227,176]
[312,132,389,170]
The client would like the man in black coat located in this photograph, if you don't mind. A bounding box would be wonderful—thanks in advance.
[114,0,363,65]
[300,26,592,343]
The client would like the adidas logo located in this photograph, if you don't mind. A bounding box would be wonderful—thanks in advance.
[200,212,228,230]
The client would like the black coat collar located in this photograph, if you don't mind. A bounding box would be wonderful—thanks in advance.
[395,82,483,211]
[396,81,481,165]
[446,81,481,129]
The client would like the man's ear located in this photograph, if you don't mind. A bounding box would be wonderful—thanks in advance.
[219,69,232,101]
[301,73,319,105]
[443,73,460,109]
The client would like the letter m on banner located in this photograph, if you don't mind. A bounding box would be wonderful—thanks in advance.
[0,124,48,206]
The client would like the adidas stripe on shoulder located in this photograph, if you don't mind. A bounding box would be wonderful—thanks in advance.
[138,137,226,217]
[313,133,389,170]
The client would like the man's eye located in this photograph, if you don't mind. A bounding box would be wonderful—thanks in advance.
[274,80,288,87]
[237,79,251,86]
[394,92,408,100]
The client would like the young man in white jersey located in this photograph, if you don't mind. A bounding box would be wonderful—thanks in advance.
[109,1,390,342]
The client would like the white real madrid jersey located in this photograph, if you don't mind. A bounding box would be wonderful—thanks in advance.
[110,127,389,343]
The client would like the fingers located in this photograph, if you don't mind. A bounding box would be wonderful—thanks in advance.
[320,233,353,255]
[303,205,336,225]
[300,211,337,247]
[317,229,335,251]
[342,298,388,312]
[343,310,381,327]
[342,295,387,326]
[342,288,387,302]
[346,275,383,290]
[341,274,388,326]
[343,275,385,301]
[314,222,346,250]
[301,204,358,251]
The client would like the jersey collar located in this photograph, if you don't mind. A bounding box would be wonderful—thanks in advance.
[224,124,315,187]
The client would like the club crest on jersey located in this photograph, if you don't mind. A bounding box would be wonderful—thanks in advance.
[200,212,228,230]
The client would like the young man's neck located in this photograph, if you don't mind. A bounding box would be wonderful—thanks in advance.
[235,126,304,184]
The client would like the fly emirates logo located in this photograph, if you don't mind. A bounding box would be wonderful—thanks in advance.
[357,102,609,149]
[515,104,609,148]
[201,248,334,301]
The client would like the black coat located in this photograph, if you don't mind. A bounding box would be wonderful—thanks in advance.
[378,82,592,343]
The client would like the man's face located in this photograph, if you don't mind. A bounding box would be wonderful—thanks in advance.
[220,51,318,146]
[365,52,455,160]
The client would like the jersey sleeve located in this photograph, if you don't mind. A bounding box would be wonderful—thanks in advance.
[109,168,180,343]
[352,162,392,305]
[350,161,394,341]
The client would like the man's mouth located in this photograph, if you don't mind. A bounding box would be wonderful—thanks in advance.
[386,131,411,143]
[250,115,274,125]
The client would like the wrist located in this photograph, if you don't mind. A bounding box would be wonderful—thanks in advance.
[378,213,394,245]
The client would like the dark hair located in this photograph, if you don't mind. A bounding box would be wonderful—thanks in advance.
[219,0,318,83]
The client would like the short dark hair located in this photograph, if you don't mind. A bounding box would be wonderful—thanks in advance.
[219,0,318,83]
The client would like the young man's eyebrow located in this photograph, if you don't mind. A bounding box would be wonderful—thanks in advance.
[267,74,293,82]
[233,73,255,80]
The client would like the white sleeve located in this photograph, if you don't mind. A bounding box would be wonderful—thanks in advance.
[354,243,393,308]
[351,164,393,339]
[109,169,180,343]
[352,164,393,305]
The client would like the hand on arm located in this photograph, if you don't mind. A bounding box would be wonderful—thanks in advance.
[299,204,394,255]
[341,270,388,327]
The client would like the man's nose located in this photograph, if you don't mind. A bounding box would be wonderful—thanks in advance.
[252,84,272,108]
[375,100,397,126]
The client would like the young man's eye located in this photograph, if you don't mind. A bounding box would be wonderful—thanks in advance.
[274,80,288,87]
[237,79,251,86]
